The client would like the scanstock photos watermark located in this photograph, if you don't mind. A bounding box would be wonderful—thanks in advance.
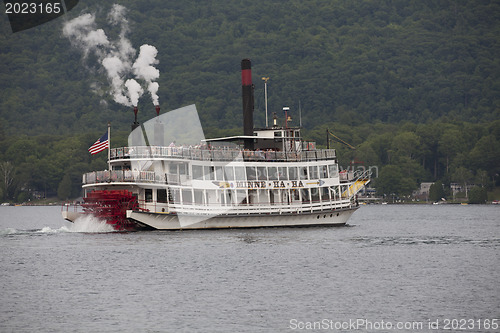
[289,318,499,331]
[289,319,424,331]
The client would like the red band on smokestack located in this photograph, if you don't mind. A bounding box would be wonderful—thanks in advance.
[241,59,254,150]
[241,58,252,86]
[242,69,252,86]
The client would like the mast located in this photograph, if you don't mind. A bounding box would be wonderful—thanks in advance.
[262,77,269,128]
[107,122,111,171]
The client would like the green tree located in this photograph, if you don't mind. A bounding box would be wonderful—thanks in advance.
[438,128,465,174]
[429,180,445,202]
[57,173,72,200]
[375,164,417,197]
[0,161,15,200]
[452,167,474,199]
[468,186,487,204]
[475,169,489,188]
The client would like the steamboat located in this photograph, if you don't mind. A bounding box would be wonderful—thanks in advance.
[62,59,370,230]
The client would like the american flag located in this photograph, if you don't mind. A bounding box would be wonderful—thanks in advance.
[88,132,109,155]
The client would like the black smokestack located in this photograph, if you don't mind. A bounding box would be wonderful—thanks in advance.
[241,59,254,150]
[131,106,139,131]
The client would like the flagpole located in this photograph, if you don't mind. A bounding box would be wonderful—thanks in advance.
[107,122,111,171]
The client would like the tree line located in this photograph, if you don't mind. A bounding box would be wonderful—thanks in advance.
[304,118,499,201]
[0,119,498,202]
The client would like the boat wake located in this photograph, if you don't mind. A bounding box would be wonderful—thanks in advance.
[1,215,116,236]
[65,214,116,233]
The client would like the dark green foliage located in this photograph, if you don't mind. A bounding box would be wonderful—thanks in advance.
[375,164,417,197]
[429,181,445,202]
[0,1,499,199]
[57,173,72,200]
[0,0,499,134]
[468,186,487,204]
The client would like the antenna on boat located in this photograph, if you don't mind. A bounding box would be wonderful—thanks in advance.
[299,99,302,128]
[262,76,269,128]
[283,106,290,129]
[107,121,111,171]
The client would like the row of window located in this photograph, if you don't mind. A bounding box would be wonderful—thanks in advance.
[191,164,339,181]
[144,185,348,206]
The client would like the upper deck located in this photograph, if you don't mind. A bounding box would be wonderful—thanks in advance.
[110,146,336,163]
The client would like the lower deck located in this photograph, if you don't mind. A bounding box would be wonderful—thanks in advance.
[129,205,357,229]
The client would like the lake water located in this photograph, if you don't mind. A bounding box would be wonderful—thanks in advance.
[0,205,498,332]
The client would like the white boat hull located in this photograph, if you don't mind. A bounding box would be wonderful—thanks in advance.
[62,210,82,222]
[126,207,358,230]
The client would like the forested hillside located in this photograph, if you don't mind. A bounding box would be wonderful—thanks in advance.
[1,0,499,133]
[0,0,499,201]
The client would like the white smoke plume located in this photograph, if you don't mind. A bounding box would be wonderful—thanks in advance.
[62,13,109,58]
[102,56,130,106]
[125,79,144,106]
[62,4,160,107]
[133,44,160,105]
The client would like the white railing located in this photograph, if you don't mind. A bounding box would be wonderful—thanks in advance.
[83,170,180,185]
[110,146,336,162]
[138,198,353,216]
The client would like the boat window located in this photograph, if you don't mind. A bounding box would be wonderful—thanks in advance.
[292,189,300,201]
[182,189,192,204]
[311,187,320,202]
[309,166,318,179]
[145,189,153,202]
[257,167,267,181]
[288,167,298,180]
[268,167,278,180]
[278,167,288,180]
[328,164,338,178]
[258,189,269,204]
[246,166,256,180]
[204,166,214,180]
[320,165,328,178]
[281,189,290,205]
[157,189,168,203]
[194,189,204,205]
[169,164,177,174]
[236,190,247,204]
[274,131,282,137]
[299,166,308,180]
[248,189,256,205]
[215,166,224,181]
[321,187,330,201]
[179,163,187,175]
[206,189,217,204]
[169,188,180,204]
[192,165,203,180]
[301,188,310,203]
[224,166,235,181]
[269,189,280,205]
[234,167,246,180]
[223,190,233,205]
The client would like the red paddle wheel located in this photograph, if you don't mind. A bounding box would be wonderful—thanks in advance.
[82,190,139,230]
